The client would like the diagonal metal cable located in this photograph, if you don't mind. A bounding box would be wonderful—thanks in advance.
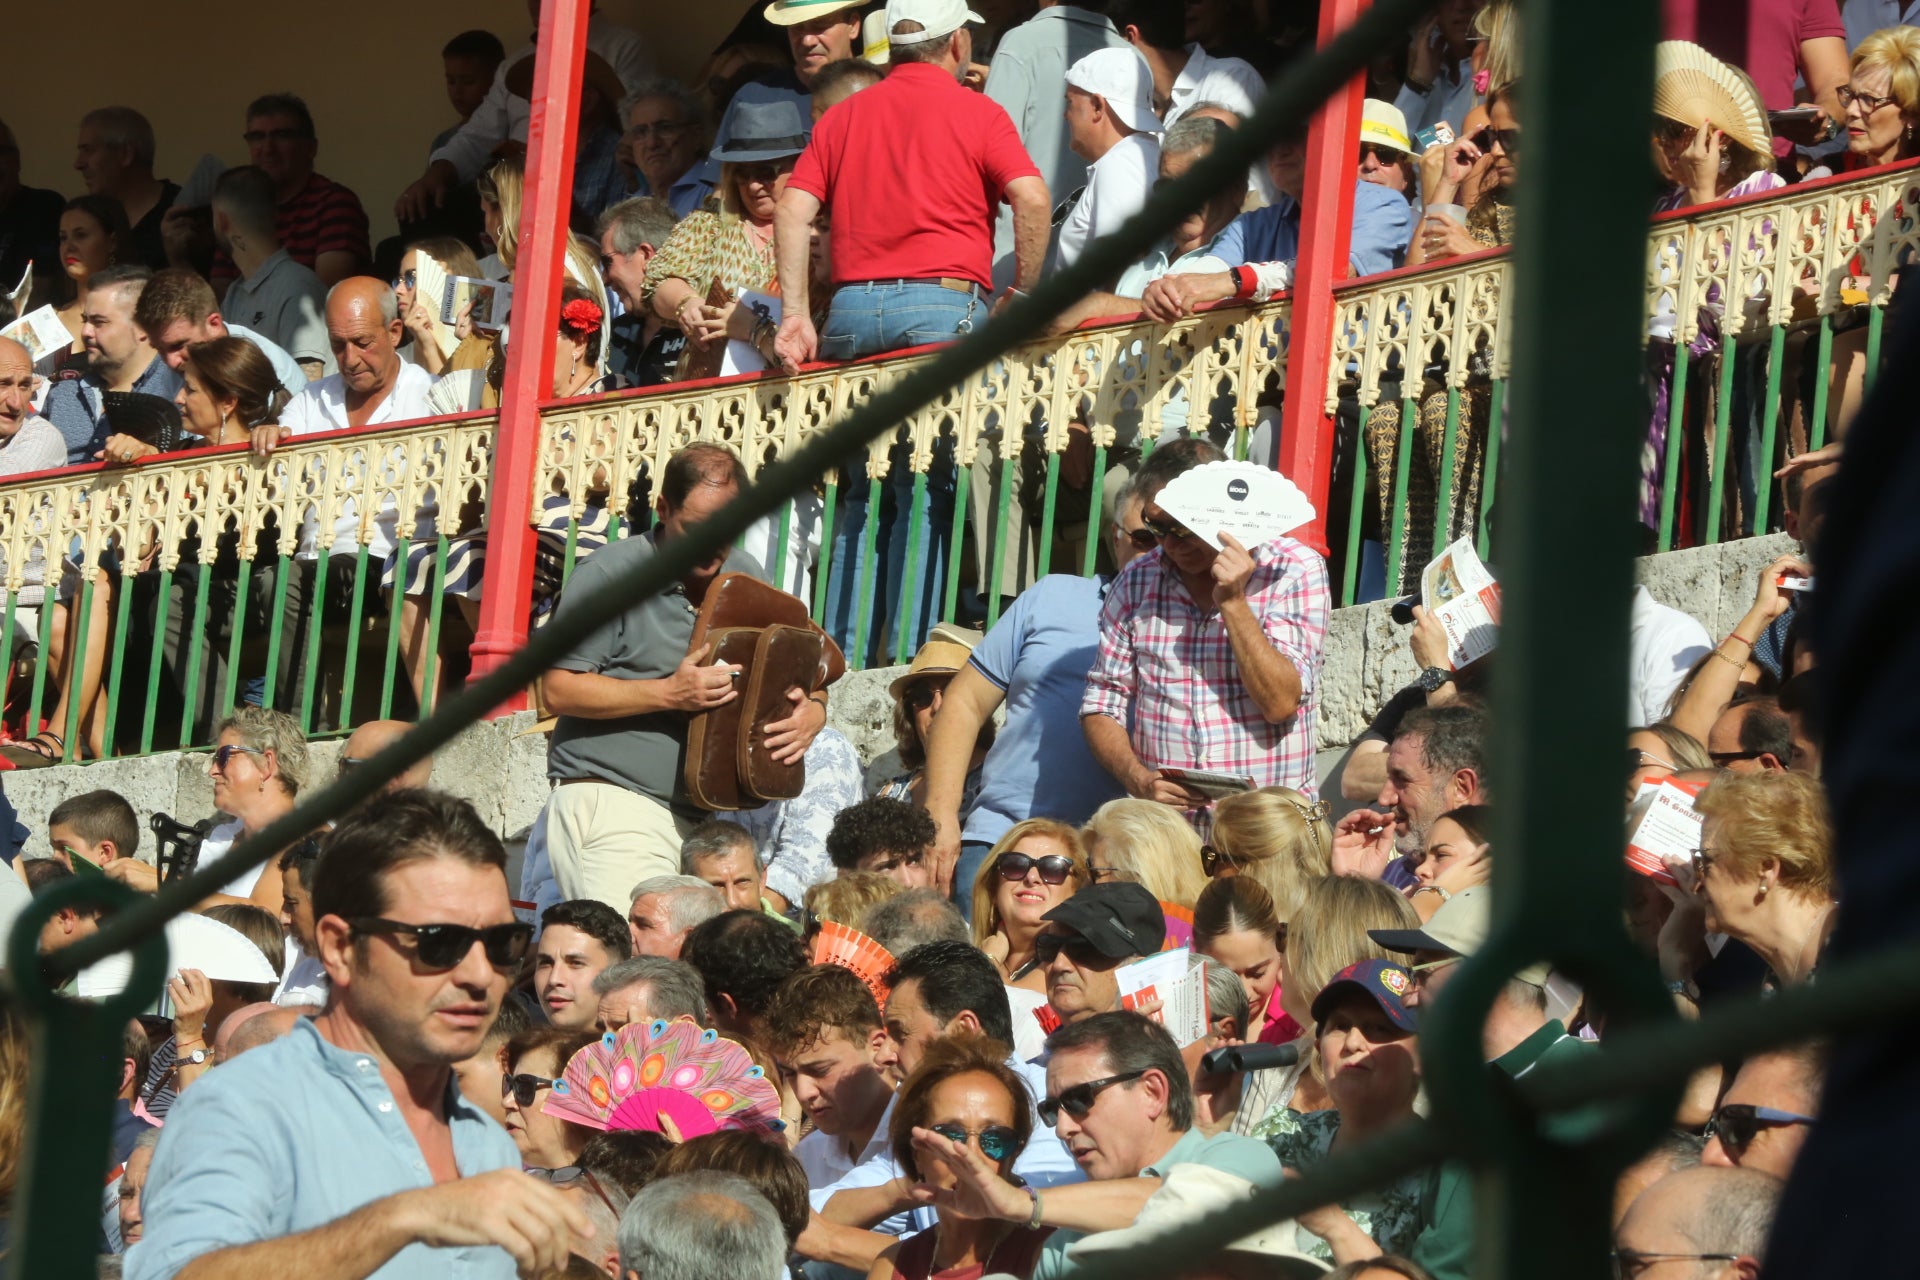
[1045,939,1916,1280]
[42,0,1431,982]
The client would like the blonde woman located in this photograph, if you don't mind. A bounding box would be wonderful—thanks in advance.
[1204,787,1334,925]
[970,819,1088,994]
[1080,798,1208,918]
[472,157,610,372]
[1243,875,1419,1143]
[1685,772,1835,989]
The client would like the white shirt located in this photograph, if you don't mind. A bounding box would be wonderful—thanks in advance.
[810,1054,1085,1236]
[280,362,438,560]
[1053,132,1161,272]
[1006,985,1052,1063]
[273,938,330,1008]
[201,819,263,899]
[795,1113,892,1193]
[429,15,652,185]
[1628,584,1712,726]
[1164,45,1266,126]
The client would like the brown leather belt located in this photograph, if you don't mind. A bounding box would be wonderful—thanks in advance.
[554,777,615,787]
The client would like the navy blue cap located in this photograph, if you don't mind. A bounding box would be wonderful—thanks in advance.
[1309,958,1419,1033]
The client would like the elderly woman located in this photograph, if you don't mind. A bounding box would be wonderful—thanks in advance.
[970,819,1089,994]
[871,1034,1049,1280]
[503,1028,601,1173]
[643,97,809,379]
[1650,45,1782,211]
[1369,81,1519,594]
[1081,799,1209,926]
[1246,876,1420,1141]
[877,633,993,809]
[1275,960,1470,1271]
[1204,787,1334,928]
[1688,771,1836,988]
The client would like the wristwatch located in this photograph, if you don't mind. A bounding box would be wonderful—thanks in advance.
[179,1047,210,1067]
[1414,666,1454,694]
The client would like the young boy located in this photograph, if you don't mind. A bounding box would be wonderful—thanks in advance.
[823,798,935,890]
[48,789,140,871]
[764,964,896,1190]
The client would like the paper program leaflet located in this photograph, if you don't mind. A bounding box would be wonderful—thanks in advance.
[1421,537,1502,669]
[440,275,511,336]
[1117,948,1209,1046]
[1625,777,1705,888]
[1,305,74,376]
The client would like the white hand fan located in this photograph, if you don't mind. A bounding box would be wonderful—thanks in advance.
[1153,461,1317,552]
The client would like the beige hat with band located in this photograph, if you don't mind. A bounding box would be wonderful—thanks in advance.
[888,630,982,701]
[764,0,865,26]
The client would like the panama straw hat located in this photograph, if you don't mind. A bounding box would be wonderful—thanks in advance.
[888,629,982,701]
[764,0,865,25]
[1652,40,1773,157]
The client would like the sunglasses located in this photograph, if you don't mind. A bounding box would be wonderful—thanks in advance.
[996,852,1077,885]
[391,270,417,291]
[211,744,266,772]
[1628,746,1678,773]
[1470,126,1521,156]
[1688,847,1719,881]
[1038,1070,1146,1127]
[930,1122,1022,1161]
[1199,842,1238,876]
[1122,525,1158,550]
[903,682,944,713]
[1611,1251,1741,1280]
[735,162,790,186]
[1033,932,1106,967]
[1359,142,1409,164]
[504,1072,559,1108]
[1708,749,1767,767]
[1706,1103,1815,1152]
[1141,517,1197,543]
[349,917,534,969]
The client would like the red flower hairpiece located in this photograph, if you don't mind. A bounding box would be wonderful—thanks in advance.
[560,298,603,336]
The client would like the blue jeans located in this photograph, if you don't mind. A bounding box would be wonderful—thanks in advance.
[820,282,978,661]
[952,840,995,925]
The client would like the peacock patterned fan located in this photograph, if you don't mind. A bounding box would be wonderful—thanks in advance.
[542,1019,780,1140]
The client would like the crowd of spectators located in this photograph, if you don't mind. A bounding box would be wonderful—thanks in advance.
[0,0,1882,1276]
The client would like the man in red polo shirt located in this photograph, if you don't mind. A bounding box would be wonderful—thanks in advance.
[207,94,371,295]
[772,0,1051,369]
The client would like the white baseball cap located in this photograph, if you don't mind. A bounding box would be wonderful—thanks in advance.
[1066,48,1163,137]
[885,0,985,45]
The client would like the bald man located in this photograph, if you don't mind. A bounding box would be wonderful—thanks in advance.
[339,719,434,793]
[272,277,436,720]
[1615,1165,1781,1280]
[0,338,67,477]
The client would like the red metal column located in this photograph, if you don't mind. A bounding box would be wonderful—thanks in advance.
[1276,0,1366,557]
[468,0,588,708]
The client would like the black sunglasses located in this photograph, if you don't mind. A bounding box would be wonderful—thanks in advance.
[996,852,1076,885]
[1033,932,1106,967]
[349,917,534,970]
[1708,749,1767,767]
[903,682,944,712]
[1470,125,1521,156]
[930,1122,1022,1161]
[1038,1070,1147,1126]
[1199,841,1239,876]
[1141,517,1196,542]
[1706,1103,1816,1151]
[504,1072,558,1108]
[1359,142,1409,164]
[1122,526,1158,550]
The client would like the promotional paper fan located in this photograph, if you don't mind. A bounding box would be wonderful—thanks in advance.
[74,910,280,1000]
[810,921,895,1010]
[544,1019,779,1139]
[1153,461,1317,552]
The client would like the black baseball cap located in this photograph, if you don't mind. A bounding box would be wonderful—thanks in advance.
[1041,882,1165,960]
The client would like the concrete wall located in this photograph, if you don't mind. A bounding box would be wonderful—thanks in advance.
[2,533,1796,864]
[7,3,754,245]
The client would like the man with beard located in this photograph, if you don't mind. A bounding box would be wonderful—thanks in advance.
[1333,704,1490,888]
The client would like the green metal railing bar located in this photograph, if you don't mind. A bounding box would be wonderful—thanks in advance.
[852,473,883,666]
[811,477,838,625]
[1754,324,1787,532]
[264,554,293,712]
[298,548,331,735]
[1476,379,1503,561]
[1079,443,1108,579]
[379,535,411,720]
[894,472,930,665]
[1383,395,1416,591]
[339,547,371,728]
[1810,317,1833,451]
[177,562,212,748]
[422,534,452,716]
[945,466,972,623]
[140,567,172,754]
[1433,384,1462,562]
[1656,352,1689,552]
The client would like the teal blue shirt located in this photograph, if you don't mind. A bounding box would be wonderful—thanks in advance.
[1032,1128,1284,1280]
[127,1018,522,1280]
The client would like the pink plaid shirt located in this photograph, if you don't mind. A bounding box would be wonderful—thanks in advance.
[1081,535,1329,803]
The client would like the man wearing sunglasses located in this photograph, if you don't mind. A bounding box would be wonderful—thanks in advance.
[908,1010,1280,1279]
[1039,881,1165,1027]
[1081,438,1330,819]
[129,791,590,1280]
[1700,1043,1822,1180]
[1613,1165,1781,1280]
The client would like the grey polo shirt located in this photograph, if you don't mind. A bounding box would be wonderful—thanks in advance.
[545,529,764,814]
[220,249,336,375]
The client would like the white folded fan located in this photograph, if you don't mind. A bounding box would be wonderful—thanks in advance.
[75,911,281,1001]
[1153,461,1316,552]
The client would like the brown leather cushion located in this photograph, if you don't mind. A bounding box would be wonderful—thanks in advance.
[682,626,759,812]
[737,625,826,802]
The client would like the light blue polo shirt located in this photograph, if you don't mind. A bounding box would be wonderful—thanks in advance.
[127,1018,522,1279]
[1212,179,1415,278]
[963,573,1127,846]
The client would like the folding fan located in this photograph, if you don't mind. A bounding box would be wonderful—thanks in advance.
[1652,41,1773,157]
[810,921,896,1010]
[542,1019,779,1139]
